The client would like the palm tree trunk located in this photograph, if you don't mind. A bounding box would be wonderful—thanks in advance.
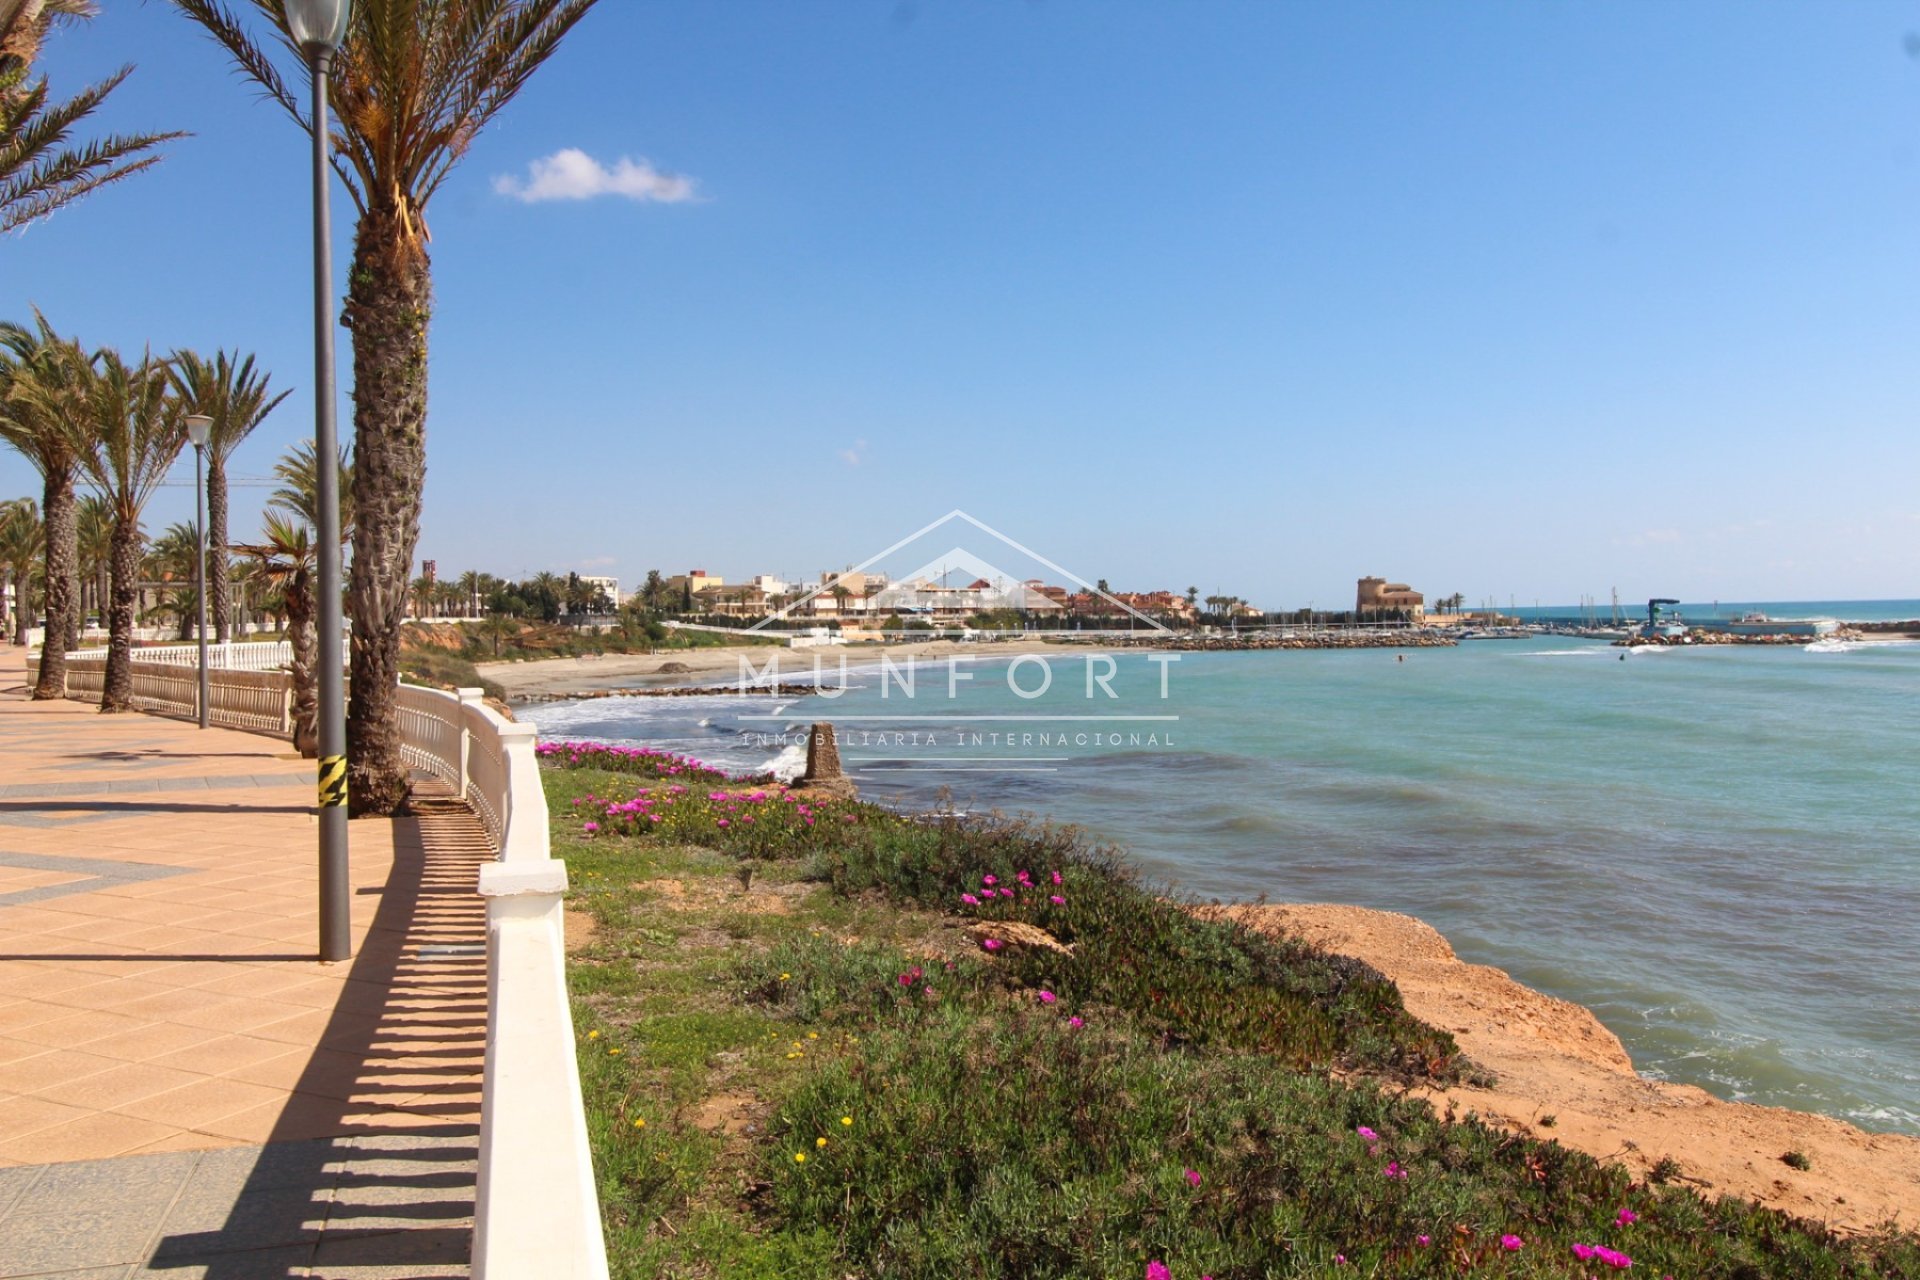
[35,472,76,700]
[101,519,140,712]
[288,569,318,758]
[343,208,432,816]
[208,455,231,644]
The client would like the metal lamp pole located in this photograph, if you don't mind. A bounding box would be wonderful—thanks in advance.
[288,0,352,963]
[184,415,213,728]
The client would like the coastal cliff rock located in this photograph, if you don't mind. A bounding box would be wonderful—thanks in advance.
[789,722,858,801]
[1217,903,1920,1234]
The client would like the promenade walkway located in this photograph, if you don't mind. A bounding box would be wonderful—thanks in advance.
[0,649,489,1278]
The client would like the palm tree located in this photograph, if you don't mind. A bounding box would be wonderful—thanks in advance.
[267,438,352,537]
[234,513,319,755]
[0,495,39,643]
[74,490,107,629]
[173,0,601,812]
[0,0,183,235]
[69,349,185,712]
[0,311,89,695]
[456,568,479,619]
[168,349,289,643]
[145,520,199,641]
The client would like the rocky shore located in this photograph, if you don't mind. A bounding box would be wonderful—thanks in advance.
[1214,903,1920,1233]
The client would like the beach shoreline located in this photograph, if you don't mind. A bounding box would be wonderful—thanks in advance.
[477,637,1116,701]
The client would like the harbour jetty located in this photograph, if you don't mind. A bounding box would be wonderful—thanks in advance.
[1144,630,1457,653]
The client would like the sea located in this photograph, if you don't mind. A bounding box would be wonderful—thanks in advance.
[518,599,1920,1136]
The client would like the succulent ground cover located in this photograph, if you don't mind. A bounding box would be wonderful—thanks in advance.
[547,741,1920,1279]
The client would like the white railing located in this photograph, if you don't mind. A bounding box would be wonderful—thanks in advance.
[124,640,294,671]
[22,658,608,1275]
[28,652,294,735]
[387,683,606,1279]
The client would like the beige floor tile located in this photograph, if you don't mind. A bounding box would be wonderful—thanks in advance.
[35,1060,209,1109]
[0,1108,184,1163]
[0,1048,124,1095]
[115,1075,287,1128]
[0,1094,92,1142]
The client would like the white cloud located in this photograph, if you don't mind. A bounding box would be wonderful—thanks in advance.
[493,149,697,204]
[839,439,869,467]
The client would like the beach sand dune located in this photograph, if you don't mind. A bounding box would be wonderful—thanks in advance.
[1216,904,1920,1233]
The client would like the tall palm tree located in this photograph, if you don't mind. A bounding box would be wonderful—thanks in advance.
[267,438,352,539]
[169,348,289,643]
[172,0,601,812]
[0,311,89,696]
[234,512,319,755]
[0,494,39,643]
[0,0,183,235]
[69,349,185,712]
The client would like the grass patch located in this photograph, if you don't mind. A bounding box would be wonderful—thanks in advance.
[548,755,1920,1279]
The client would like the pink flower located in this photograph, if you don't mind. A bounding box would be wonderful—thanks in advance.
[1000,887,1015,898]
[1574,1244,1634,1269]
[1037,991,1057,1004]
[582,821,599,833]
[1051,870,1063,885]
[716,818,729,827]
[1184,1168,1201,1188]
[1383,1161,1406,1179]
[1416,1235,1430,1246]
[897,973,914,986]
[961,894,981,906]
[1356,1126,1378,1142]
[1499,1234,1523,1251]
[981,938,1003,952]
[1334,1256,1347,1266]
[1145,1263,1170,1280]
[1615,1208,1638,1226]
[1066,1015,1084,1028]
[982,875,997,886]
[1050,895,1067,905]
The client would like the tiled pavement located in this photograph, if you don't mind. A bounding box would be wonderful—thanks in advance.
[0,651,491,1277]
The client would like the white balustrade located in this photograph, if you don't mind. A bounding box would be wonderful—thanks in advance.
[21,650,607,1275]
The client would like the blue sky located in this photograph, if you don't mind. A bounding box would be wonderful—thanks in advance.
[7,1,1920,608]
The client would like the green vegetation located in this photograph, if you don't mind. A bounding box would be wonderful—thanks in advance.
[548,750,1920,1278]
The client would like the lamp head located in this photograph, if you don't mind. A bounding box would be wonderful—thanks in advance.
[284,0,350,56]
[184,415,213,448]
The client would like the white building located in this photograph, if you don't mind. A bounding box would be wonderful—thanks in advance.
[580,575,620,608]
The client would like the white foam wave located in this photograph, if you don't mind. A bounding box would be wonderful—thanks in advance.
[766,742,807,782]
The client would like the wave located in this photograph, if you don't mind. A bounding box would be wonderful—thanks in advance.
[1516,649,1605,658]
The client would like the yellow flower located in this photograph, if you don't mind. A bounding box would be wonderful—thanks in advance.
[586,1029,600,1040]
[807,1032,819,1040]
[840,1116,853,1126]
[779,972,791,981]
[794,1152,806,1164]
[633,1118,646,1128]
[608,1048,622,1056]
[816,1137,828,1148]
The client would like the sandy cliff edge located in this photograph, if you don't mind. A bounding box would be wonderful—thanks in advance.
[1210,903,1920,1234]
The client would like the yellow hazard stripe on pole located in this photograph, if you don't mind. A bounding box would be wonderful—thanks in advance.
[319,755,348,808]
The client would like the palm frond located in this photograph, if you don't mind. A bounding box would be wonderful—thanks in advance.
[0,59,186,234]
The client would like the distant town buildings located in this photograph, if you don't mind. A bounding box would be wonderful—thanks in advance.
[1356,576,1424,619]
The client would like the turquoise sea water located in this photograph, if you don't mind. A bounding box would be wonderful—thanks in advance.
[520,609,1920,1135]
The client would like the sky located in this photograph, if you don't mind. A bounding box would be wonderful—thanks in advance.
[7,1,1920,610]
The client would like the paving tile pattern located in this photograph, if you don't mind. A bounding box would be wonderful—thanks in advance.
[0,651,493,1275]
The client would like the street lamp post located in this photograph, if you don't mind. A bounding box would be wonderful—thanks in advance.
[184,414,212,729]
[287,0,352,963]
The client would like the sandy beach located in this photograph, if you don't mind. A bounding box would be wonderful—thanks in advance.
[1212,904,1920,1233]
[477,637,1106,700]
